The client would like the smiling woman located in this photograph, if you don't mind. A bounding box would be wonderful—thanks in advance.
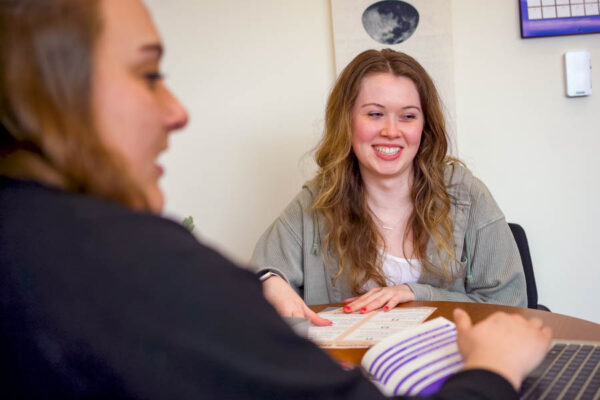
[250,49,527,324]
[350,74,424,186]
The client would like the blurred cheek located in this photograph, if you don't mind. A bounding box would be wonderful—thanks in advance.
[94,78,153,169]
[93,72,163,210]
[94,78,135,159]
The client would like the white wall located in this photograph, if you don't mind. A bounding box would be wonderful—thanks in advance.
[146,0,600,323]
[146,0,333,261]
[452,1,600,323]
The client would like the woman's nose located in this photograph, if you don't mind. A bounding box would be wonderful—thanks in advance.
[381,118,401,138]
[163,87,189,132]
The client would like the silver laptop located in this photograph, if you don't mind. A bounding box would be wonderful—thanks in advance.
[519,340,600,399]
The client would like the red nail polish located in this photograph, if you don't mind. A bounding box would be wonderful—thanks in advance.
[343,306,351,311]
[384,306,389,311]
[361,307,367,313]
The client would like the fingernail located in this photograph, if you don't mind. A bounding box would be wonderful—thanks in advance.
[361,307,367,313]
[343,306,351,311]
[384,306,389,311]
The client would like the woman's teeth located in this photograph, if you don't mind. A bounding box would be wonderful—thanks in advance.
[374,146,400,155]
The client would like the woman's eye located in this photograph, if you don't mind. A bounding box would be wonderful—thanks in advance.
[144,72,164,88]
[368,112,383,118]
[402,114,416,120]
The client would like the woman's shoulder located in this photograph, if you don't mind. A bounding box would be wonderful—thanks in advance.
[444,162,504,226]
[444,161,472,187]
[1,176,192,238]
[444,162,496,205]
[291,179,319,210]
[0,177,205,268]
[269,179,319,229]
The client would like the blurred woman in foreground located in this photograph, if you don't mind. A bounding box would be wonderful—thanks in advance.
[0,0,550,398]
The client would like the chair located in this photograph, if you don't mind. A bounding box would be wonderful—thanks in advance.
[508,223,550,311]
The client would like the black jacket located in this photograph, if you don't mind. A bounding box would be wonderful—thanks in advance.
[0,177,517,399]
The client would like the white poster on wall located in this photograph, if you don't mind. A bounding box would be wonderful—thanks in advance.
[330,0,456,143]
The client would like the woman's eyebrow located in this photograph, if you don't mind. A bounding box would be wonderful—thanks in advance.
[360,102,385,108]
[139,42,164,58]
[359,103,422,111]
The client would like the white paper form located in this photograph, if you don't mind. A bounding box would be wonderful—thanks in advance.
[308,307,435,348]
[307,313,363,341]
[344,308,435,342]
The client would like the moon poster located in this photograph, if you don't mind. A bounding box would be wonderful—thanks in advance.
[330,0,456,139]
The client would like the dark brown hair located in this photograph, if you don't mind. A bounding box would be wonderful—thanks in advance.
[0,0,147,209]
[313,49,457,294]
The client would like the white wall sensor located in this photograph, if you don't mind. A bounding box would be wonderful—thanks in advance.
[565,51,591,97]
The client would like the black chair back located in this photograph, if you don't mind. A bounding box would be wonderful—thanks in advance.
[508,223,549,311]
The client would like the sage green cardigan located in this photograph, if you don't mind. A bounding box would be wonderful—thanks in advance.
[249,164,527,307]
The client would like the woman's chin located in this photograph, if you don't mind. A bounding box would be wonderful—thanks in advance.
[146,184,165,214]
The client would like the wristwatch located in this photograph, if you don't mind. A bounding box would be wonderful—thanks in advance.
[258,270,281,282]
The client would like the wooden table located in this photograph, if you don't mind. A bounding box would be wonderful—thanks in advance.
[310,301,600,364]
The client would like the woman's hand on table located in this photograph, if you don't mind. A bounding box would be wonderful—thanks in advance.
[341,284,415,313]
[454,308,552,390]
[261,276,332,326]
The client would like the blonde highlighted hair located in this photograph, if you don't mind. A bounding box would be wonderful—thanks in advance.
[313,49,457,294]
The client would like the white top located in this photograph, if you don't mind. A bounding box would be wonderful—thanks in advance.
[362,253,422,291]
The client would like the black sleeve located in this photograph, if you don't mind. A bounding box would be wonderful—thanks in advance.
[0,195,518,400]
[434,369,518,400]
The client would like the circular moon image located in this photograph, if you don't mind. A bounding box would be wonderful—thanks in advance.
[362,1,419,45]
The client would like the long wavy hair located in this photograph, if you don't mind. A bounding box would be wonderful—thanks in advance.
[0,0,148,209]
[313,49,457,294]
